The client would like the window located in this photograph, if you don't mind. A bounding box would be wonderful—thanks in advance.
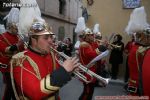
[59,0,66,15]
[58,26,65,41]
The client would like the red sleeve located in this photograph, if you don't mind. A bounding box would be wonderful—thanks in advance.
[0,39,8,53]
[80,45,99,59]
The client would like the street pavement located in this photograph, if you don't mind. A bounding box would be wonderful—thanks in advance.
[0,73,127,100]
[59,77,127,100]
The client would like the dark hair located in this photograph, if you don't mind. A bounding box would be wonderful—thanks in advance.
[67,38,71,42]
[79,35,83,38]
[115,34,122,41]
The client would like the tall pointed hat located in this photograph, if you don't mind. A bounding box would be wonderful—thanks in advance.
[125,6,149,35]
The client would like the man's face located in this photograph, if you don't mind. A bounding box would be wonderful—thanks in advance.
[10,25,18,34]
[33,34,54,53]
[85,34,94,43]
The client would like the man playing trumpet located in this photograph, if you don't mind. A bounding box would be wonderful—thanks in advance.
[11,20,80,100]
[78,28,107,100]
[10,0,79,99]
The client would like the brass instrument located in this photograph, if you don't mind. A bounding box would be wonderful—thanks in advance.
[95,39,121,48]
[50,47,110,85]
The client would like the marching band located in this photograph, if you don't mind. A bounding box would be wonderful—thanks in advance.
[0,1,150,100]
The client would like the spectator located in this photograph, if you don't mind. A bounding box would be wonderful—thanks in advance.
[109,34,124,80]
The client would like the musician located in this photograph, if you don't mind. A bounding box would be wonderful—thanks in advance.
[125,6,150,96]
[78,28,105,100]
[124,35,135,83]
[0,8,24,100]
[141,28,150,97]
[109,34,124,80]
[10,21,79,100]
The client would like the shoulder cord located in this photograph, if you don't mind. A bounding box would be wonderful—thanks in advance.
[11,51,57,100]
[10,55,42,100]
[50,50,56,70]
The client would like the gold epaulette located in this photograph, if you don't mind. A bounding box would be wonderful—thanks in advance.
[11,51,27,67]
[80,42,90,48]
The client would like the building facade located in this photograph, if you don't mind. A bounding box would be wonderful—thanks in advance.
[37,0,82,43]
[0,0,83,43]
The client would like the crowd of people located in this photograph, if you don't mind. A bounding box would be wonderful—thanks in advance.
[0,1,150,100]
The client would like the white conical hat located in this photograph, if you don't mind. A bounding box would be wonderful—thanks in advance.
[93,23,101,36]
[18,0,45,35]
[93,24,100,34]
[75,17,86,34]
[4,7,20,25]
[125,6,149,35]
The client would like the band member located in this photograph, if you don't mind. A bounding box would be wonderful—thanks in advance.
[124,35,135,83]
[142,28,150,97]
[123,35,135,91]
[10,20,79,100]
[0,8,24,100]
[78,28,105,100]
[127,36,141,95]
[125,6,149,96]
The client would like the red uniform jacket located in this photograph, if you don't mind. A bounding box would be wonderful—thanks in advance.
[142,48,150,97]
[79,41,101,83]
[128,43,142,95]
[0,32,24,72]
[124,41,134,54]
[12,48,71,100]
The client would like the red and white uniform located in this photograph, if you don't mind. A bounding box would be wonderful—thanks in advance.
[0,32,24,72]
[128,43,142,95]
[79,41,101,83]
[12,48,71,100]
[142,48,150,97]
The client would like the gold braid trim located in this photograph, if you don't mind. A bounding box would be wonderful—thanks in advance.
[25,56,41,80]
[11,51,60,99]
[10,51,27,100]
[11,51,42,100]
[40,74,59,94]
[50,50,56,70]
[11,51,41,80]
[136,46,150,71]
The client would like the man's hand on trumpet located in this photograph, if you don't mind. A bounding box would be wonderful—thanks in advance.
[62,57,80,72]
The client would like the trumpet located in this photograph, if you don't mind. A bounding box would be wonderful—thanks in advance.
[95,39,121,48]
[50,47,110,85]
